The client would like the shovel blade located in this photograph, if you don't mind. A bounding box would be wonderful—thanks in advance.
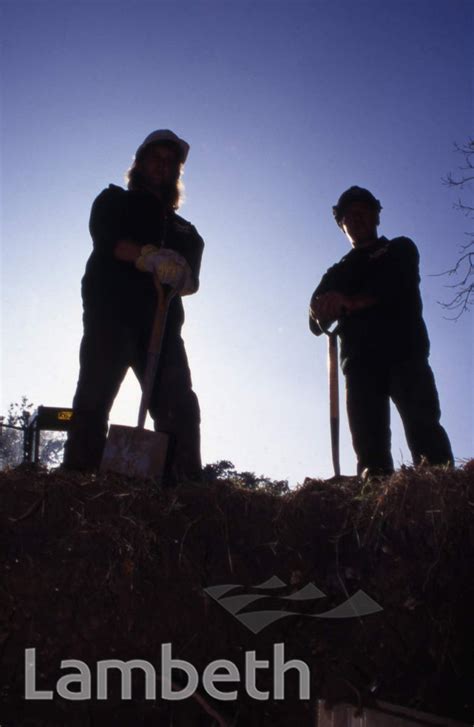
[100,424,169,480]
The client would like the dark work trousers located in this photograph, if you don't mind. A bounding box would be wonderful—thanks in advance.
[345,357,453,475]
[63,309,201,479]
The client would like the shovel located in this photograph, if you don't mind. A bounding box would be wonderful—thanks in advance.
[100,277,180,480]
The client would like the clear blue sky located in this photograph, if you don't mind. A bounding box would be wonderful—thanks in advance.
[1,0,472,484]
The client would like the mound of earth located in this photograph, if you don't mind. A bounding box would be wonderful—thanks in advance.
[1,462,473,726]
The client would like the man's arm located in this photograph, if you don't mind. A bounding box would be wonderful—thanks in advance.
[309,290,349,333]
[111,237,192,293]
[309,290,377,334]
[113,239,141,263]
[169,220,204,296]
[309,266,340,335]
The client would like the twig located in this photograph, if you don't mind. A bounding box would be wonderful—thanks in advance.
[8,495,45,523]
[178,517,203,567]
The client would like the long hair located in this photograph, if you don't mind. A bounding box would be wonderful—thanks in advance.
[125,144,185,210]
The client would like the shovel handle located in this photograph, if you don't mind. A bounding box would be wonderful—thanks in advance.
[327,331,340,477]
[317,320,341,478]
[137,274,185,429]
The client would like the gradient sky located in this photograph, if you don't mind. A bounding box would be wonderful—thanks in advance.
[1,0,472,485]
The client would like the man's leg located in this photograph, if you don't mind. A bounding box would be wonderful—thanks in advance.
[345,362,394,476]
[389,358,454,466]
[63,314,132,470]
[133,333,202,481]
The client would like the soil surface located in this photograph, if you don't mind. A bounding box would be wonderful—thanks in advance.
[1,462,473,726]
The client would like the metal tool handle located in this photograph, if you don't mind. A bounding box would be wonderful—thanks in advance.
[137,275,184,430]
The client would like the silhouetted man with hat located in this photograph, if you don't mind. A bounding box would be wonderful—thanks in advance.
[64,130,204,481]
[309,186,453,479]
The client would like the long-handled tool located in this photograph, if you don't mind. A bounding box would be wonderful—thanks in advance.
[318,322,341,478]
[100,279,179,480]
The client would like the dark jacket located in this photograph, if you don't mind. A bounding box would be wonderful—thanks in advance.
[81,185,204,333]
[309,236,430,372]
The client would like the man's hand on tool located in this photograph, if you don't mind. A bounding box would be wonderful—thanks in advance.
[310,291,378,328]
[136,246,195,292]
[310,291,351,327]
[154,248,197,293]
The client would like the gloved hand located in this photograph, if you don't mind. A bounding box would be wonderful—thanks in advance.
[157,257,186,288]
[136,246,193,291]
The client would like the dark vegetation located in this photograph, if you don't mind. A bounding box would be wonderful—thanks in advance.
[1,461,473,726]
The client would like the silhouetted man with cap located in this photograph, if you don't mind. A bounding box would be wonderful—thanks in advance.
[309,186,453,479]
[64,130,204,481]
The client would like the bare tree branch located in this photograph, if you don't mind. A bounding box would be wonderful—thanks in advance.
[438,139,474,318]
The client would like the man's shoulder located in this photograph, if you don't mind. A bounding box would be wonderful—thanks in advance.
[172,211,195,229]
[383,235,418,251]
[92,184,128,206]
[330,247,358,269]
[96,183,126,196]
[321,236,417,275]
[171,212,203,240]
[382,236,419,262]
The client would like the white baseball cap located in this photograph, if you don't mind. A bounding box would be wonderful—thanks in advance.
[135,129,190,163]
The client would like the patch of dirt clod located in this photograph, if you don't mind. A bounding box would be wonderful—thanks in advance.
[0,462,473,726]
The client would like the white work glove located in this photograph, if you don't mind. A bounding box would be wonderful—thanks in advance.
[136,246,195,293]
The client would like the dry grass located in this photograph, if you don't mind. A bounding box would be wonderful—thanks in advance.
[0,462,473,726]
